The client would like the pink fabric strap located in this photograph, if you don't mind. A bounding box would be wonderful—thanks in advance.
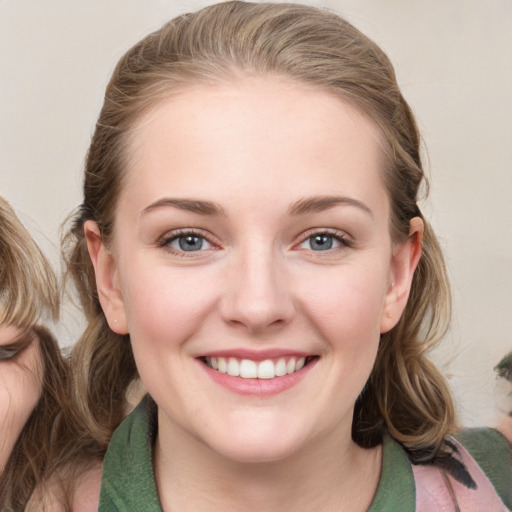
[412,437,508,511]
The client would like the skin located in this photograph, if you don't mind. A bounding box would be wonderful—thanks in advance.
[0,324,42,471]
[498,416,512,443]
[86,76,422,512]
[26,462,103,512]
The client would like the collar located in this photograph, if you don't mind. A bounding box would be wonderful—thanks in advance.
[99,397,415,511]
[99,395,162,511]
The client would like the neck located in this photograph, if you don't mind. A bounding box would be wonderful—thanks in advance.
[154,411,382,512]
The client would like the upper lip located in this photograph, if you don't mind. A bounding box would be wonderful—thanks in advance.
[197,348,316,361]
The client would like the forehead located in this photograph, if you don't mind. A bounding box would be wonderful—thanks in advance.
[121,76,388,216]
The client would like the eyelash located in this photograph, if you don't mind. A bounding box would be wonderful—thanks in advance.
[157,227,351,257]
[158,229,218,257]
[296,228,352,252]
[0,341,32,362]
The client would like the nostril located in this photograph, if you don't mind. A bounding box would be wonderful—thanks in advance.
[222,305,293,334]
[219,267,296,334]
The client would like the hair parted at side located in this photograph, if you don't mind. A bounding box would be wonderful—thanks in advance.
[0,199,62,510]
[0,197,59,326]
[64,0,455,462]
[0,199,102,511]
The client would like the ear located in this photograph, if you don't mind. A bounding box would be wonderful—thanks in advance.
[84,220,128,335]
[380,217,423,333]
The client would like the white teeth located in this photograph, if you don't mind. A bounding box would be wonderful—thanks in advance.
[257,359,275,379]
[218,357,227,374]
[275,358,287,377]
[206,356,311,379]
[239,359,258,378]
[227,358,240,377]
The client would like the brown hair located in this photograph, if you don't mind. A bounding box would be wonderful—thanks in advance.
[64,1,455,461]
[0,199,101,511]
[0,198,59,326]
[0,327,68,511]
[0,198,61,509]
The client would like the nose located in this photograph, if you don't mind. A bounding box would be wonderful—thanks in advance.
[220,244,295,335]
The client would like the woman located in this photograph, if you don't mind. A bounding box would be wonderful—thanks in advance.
[0,197,63,509]
[64,2,512,510]
[0,198,102,512]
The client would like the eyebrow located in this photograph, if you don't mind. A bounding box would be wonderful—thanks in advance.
[288,195,374,218]
[141,198,227,217]
[140,195,372,219]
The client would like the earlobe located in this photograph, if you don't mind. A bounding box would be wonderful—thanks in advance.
[84,221,128,335]
[380,217,424,333]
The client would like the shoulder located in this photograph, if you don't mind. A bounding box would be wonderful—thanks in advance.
[410,430,511,511]
[26,462,103,512]
[455,426,512,475]
[72,462,103,512]
[455,427,512,509]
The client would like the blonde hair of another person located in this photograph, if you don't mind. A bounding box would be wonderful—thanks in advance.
[0,198,101,511]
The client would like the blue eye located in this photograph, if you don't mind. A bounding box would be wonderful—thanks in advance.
[299,233,343,251]
[168,233,212,252]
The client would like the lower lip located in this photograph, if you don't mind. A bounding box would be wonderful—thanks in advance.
[199,359,317,396]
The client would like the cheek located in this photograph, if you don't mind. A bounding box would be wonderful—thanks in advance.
[296,261,388,345]
[121,263,221,352]
[0,371,40,424]
[0,349,42,457]
[295,259,388,402]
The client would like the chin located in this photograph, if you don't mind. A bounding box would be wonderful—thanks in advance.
[210,438,303,465]
[201,418,309,465]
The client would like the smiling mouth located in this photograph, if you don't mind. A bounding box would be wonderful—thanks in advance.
[200,355,318,380]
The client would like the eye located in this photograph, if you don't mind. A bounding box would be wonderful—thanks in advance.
[163,231,214,253]
[0,345,24,361]
[298,231,348,251]
[0,332,33,361]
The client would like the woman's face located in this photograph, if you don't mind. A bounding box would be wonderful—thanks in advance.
[0,324,41,470]
[88,77,421,463]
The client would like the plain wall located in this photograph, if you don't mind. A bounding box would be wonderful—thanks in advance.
[1,0,511,427]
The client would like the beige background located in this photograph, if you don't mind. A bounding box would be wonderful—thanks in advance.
[1,0,511,427]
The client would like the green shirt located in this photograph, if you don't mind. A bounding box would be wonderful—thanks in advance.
[99,397,512,511]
